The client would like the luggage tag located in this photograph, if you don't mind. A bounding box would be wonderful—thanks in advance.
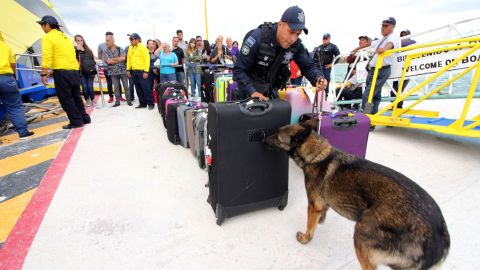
[205,134,212,166]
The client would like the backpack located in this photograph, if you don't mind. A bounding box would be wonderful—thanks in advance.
[80,53,97,75]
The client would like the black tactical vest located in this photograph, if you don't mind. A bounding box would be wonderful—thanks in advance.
[250,22,300,93]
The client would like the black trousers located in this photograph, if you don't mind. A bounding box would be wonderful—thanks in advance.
[391,80,409,108]
[132,70,152,106]
[53,70,90,126]
[105,73,113,97]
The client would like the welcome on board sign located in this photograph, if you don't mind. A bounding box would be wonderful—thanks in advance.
[389,41,480,80]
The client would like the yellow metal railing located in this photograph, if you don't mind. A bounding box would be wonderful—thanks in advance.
[365,36,480,138]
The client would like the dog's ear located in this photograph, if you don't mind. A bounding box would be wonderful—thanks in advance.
[300,119,318,131]
[292,125,312,146]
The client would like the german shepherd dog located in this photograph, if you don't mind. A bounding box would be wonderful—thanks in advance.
[264,121,450,270]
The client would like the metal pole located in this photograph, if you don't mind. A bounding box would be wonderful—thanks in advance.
[95,64,106,109]
[204,0,209,41]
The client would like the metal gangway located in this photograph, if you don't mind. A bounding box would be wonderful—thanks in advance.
[330,17,480,138]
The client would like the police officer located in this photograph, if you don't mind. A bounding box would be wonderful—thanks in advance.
[233,6,326,101]
[313,33,341,96]
[38,15,91,129]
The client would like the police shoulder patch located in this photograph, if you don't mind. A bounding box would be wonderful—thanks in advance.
[245,36,256,47]
[241,45,250,55]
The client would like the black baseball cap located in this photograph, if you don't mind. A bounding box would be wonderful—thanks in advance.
[281,6,308,35]
[323,33,331,39]
[358,35,370,40]
[382,17,396,25]
[36,15,59,26]
[128,33,141,40]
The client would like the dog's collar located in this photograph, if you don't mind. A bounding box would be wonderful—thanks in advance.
[290,146,334,167]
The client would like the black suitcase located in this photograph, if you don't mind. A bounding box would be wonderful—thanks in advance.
[207,99,291,225]
[166,99,187,144]
[201,69,215,103]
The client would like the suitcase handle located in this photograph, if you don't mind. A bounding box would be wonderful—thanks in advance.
[332,117,358,130]
[239,101,272,116]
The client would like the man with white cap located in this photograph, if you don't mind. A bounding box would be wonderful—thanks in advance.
[362,17,401,117]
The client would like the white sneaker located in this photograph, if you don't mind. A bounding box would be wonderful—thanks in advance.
[86,100,91,107]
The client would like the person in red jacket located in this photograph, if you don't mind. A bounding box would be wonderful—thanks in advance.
[289,60,303,86]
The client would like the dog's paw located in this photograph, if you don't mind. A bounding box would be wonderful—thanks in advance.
[296,231,311,244]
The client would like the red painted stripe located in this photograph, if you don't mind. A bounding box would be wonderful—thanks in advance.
[0,106,93,270]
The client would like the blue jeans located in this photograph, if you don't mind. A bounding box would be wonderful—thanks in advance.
[175,71,185,84]
[361,66,391,114]
[189,72,201,97]
[80,74,95,101]
[0,75,29,136]
[322,67,331,95]
[160,73,177,83]
[148,71,156,95]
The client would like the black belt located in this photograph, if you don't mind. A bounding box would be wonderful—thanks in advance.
[0,73,14,76]
[131,69,146,72]
[53,69,77,72]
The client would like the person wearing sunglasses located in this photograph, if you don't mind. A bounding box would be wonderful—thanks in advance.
[361,17,401,118]
[126,33,154,110]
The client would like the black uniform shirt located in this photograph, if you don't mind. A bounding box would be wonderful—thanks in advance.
[233,23,323,96]
[313,43,340,67]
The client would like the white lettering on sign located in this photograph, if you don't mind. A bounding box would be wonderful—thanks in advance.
[390,43,480,80]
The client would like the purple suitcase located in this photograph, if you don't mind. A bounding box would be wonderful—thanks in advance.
[300,111,370,158]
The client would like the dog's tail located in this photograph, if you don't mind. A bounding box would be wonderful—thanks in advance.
[420,219,450,270]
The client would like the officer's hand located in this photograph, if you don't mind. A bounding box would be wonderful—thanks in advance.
[251,91,268,101]
[42,76,48,86]
[143,72,148,79]
[127,71,131,78]
[315,77,328,92]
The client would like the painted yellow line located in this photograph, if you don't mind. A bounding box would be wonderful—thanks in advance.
[0,141,63,177]
[0,189,36,243]
[0,120,68,146]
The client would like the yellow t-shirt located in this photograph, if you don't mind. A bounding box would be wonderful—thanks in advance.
[41,29,79,70]
[0,40,15,75]
[126,43,150,72]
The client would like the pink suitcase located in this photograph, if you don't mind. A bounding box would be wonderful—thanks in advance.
[284,87,332,124]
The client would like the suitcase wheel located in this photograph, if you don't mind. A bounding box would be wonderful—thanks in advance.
[215,204,225,226]
[278,191,288,211]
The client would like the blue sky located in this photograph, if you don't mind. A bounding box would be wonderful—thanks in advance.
[52,0,480,55]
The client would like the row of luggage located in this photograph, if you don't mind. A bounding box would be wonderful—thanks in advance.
[201,69,238,103]
[155,82,291,225]
[155,82,370,225]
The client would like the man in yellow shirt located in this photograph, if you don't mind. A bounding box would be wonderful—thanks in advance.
[38,15,91,129]
[126,33,153,110]
[0,39,34,138]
